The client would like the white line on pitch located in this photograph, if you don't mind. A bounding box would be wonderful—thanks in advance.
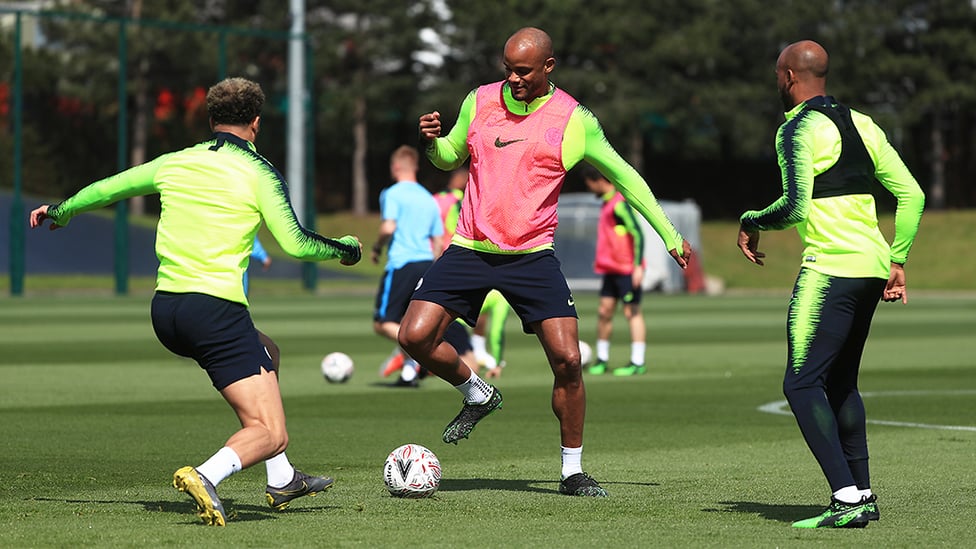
[757,390,976,432]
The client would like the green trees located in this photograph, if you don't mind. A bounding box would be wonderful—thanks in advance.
[4,0,975,215]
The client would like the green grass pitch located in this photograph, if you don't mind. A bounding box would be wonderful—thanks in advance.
[1,291,974,547]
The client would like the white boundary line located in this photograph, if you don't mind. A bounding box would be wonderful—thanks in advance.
[757,390,976,432]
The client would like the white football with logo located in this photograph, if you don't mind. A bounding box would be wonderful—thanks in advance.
[321,352,354,383]
[383,443,441,498]
[578,340,593,366]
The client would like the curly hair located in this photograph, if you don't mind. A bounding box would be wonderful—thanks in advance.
[206,77,265,126]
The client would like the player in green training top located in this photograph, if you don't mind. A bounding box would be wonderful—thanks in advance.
[29,77,362,526]
[738,41,924,529]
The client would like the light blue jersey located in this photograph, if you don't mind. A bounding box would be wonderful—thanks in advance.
[379,181,443,270]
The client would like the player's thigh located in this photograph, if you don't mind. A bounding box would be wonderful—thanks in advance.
[532,316,582,375]
[220,367,286,431]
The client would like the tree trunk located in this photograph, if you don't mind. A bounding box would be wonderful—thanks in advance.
[128,0,146,216]
[929,111,946,210]
[352,93,368,215]
[628,123,643,174]
[129,61,148,216]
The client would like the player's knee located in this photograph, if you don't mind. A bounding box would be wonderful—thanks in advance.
[269,427,289,455]
[782,378,813,402]
[397,322,426,356]
[551,350,582,380]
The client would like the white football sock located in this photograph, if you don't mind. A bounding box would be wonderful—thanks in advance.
[595,340,610,362]
[561,446,583,480]
[471,334,488,356]
[265,452,296,488]
[455,370,492,404]
[833,485,862,504]
[400,358,418,382]
[196,446,242,486]
[631,342,646,366]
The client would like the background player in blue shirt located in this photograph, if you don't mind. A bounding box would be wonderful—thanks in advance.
[371,145,444,387]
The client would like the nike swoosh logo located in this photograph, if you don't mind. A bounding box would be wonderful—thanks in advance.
[494,137,526,148]
[567,298,575,307]
[276,480,308,495]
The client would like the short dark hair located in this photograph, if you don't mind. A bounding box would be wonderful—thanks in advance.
[579,164,606,182]
[206,77,264,126]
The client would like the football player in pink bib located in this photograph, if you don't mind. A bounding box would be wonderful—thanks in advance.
[399,27,691,497]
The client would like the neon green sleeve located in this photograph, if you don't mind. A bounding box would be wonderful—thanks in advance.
[426,89,476,171]
[857,118,925,264]
[251,153,361,263]
[614,200,645,266]
[739,113,815,231]
[46,154,170,226]
[480,291,510,362]
[572,106,684,253]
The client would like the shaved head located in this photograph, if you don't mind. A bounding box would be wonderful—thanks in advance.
[505,27,554,61]
[775,40,829,110]
[777,40,829,78]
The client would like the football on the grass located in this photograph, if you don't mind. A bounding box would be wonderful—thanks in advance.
[320,352,354,383]
[383,443,441,498]
[578,340,593,366]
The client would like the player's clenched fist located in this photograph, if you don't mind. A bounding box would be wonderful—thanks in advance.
[418,111,441,142]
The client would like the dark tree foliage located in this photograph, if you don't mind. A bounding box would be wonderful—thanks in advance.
[3,0,975,216]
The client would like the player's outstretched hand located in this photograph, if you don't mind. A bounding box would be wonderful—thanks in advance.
[883,263,908,304]
[668,239,693,269]
[29,205,61,231]
[418,111,441,142]
[737,226,765,266]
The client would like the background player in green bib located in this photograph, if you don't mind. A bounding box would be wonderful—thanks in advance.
[738,40,924,529]
[29,77,362,526]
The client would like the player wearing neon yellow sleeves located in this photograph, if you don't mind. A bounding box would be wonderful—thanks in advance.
[425,86,684,256]
[43,132,359,307]
[30,77,360,526]
[738,41,924,529]
[399,27,692,498]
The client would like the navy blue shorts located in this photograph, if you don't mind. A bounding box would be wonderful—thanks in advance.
[411,246,577,333]
[150,291,272,391]
[374,260,433,323]
[599,273,643,305]
[443,321,473,354]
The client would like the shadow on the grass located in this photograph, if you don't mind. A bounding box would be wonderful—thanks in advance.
[439,478,659,495]
[706,501,824,523]
[31,497,340,524]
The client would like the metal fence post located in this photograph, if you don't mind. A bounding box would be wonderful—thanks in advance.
[114,18,130,295]
[9,12,24,296]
